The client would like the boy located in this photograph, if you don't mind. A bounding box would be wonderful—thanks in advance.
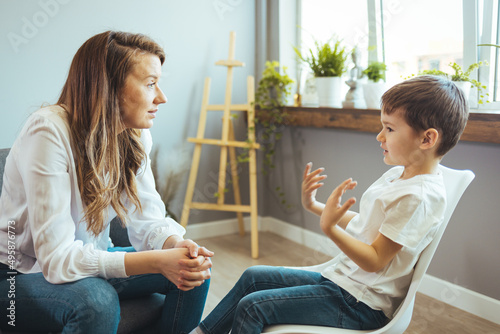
[192,75,469,334]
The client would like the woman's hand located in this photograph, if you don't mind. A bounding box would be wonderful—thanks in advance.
[301,162,327,216]
[320,178,357,236]
[156,248,212,291]
[126,237,214,291]
[174,238,214,259]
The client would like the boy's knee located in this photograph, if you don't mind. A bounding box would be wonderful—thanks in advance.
[241,265,271,279]
[235,294,274,325]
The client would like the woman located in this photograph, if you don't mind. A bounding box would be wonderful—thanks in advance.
[0,31,213,333]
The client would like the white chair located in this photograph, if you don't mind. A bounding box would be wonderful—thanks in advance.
[262,165,475,334]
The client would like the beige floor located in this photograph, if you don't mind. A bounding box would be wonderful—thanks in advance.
[194,231,500,334]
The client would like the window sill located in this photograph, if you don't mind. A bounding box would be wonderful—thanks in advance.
[256,106,500,145]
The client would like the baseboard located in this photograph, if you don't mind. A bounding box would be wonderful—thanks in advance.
[184,216,262,240]
[186,216,500,325]
[419,274,500,325]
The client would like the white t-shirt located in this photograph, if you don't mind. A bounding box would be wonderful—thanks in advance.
[0,106,186,283]
[322,166,446,318]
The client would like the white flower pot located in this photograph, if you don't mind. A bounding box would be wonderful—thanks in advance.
[315,77,342,108]
[453,81,471,101]
[363,81,387,109]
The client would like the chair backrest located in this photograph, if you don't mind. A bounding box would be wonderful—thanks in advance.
[376,165,475,334]
[262,165,475,334]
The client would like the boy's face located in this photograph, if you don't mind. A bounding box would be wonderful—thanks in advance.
[376,109,424,168]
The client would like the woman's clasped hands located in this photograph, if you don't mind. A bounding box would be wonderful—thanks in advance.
[152,238,214,292]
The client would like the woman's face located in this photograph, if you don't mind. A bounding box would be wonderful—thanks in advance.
[120,53,167,129]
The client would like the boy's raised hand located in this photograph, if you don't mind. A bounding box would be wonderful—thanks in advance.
[320,178,357,234]
[301,162,327,216]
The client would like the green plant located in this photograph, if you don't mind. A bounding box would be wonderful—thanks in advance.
[414,61,490,104]
[253,61,295,209]
[363,61,387,82]
[254,60,294,174]
[478,43,500,48]
[294,38,349,77]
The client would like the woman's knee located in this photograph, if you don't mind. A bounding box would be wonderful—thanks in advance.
[68,277,120,325]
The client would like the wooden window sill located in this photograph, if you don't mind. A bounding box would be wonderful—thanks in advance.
[256,106,500,145]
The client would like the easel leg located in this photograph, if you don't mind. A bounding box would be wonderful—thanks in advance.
[181,78,212,228]
[228,121,245,236]
[180,143,203,227]
[249,147,259,259]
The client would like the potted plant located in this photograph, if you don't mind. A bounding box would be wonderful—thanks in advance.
[417,61,489,104]
[294,38,349,108]
[362,61,387,109]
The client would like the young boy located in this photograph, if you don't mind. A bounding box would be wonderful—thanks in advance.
[191,75,469,334]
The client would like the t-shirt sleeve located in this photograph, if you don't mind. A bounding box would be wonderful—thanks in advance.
[379,191,445,250]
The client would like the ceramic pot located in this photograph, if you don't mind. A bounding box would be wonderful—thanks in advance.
[315,76,342,108]
[363,80,387,109]
[453,81,472,101]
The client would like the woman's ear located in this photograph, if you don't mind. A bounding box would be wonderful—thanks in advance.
[420,128,439,150]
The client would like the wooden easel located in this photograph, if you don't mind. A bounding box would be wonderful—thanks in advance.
[180,32,260,258]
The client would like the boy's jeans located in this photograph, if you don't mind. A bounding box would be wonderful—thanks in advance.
[200,265,388,334]
[0,247,210,334]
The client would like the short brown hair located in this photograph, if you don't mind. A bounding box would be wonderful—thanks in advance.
[381,75,469,156]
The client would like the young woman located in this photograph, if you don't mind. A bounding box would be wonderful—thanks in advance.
[0,31,213,334]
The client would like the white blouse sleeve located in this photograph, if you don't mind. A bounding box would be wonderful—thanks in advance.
[124,130,186,251]
[17,115,126,284]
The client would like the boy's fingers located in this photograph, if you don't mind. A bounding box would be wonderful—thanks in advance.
[308,183,323,192]
[303,162,312,178]
[334,178,353,193]
[306,175,326,189]
[338,197,356,215]
[330,178,357,200]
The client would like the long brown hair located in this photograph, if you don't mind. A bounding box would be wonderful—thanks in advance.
[58,31,166,236]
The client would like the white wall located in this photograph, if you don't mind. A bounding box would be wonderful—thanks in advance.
[0,0,255,222]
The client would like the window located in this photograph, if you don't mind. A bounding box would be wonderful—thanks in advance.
[298,0,500,111]
[477,0,500,108]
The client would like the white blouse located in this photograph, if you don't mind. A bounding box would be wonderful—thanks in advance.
[0,105,186,283]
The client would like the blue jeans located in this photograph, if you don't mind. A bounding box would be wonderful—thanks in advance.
[200,265,388,334]
[0,251,210,334]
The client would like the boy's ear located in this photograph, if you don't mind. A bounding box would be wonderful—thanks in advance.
[420,128,439,150]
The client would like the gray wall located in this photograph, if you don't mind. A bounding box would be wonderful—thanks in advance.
[0,0,255,223]
[263,126,500,301]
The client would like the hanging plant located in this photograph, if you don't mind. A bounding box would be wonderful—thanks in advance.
[254,60,294,174]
